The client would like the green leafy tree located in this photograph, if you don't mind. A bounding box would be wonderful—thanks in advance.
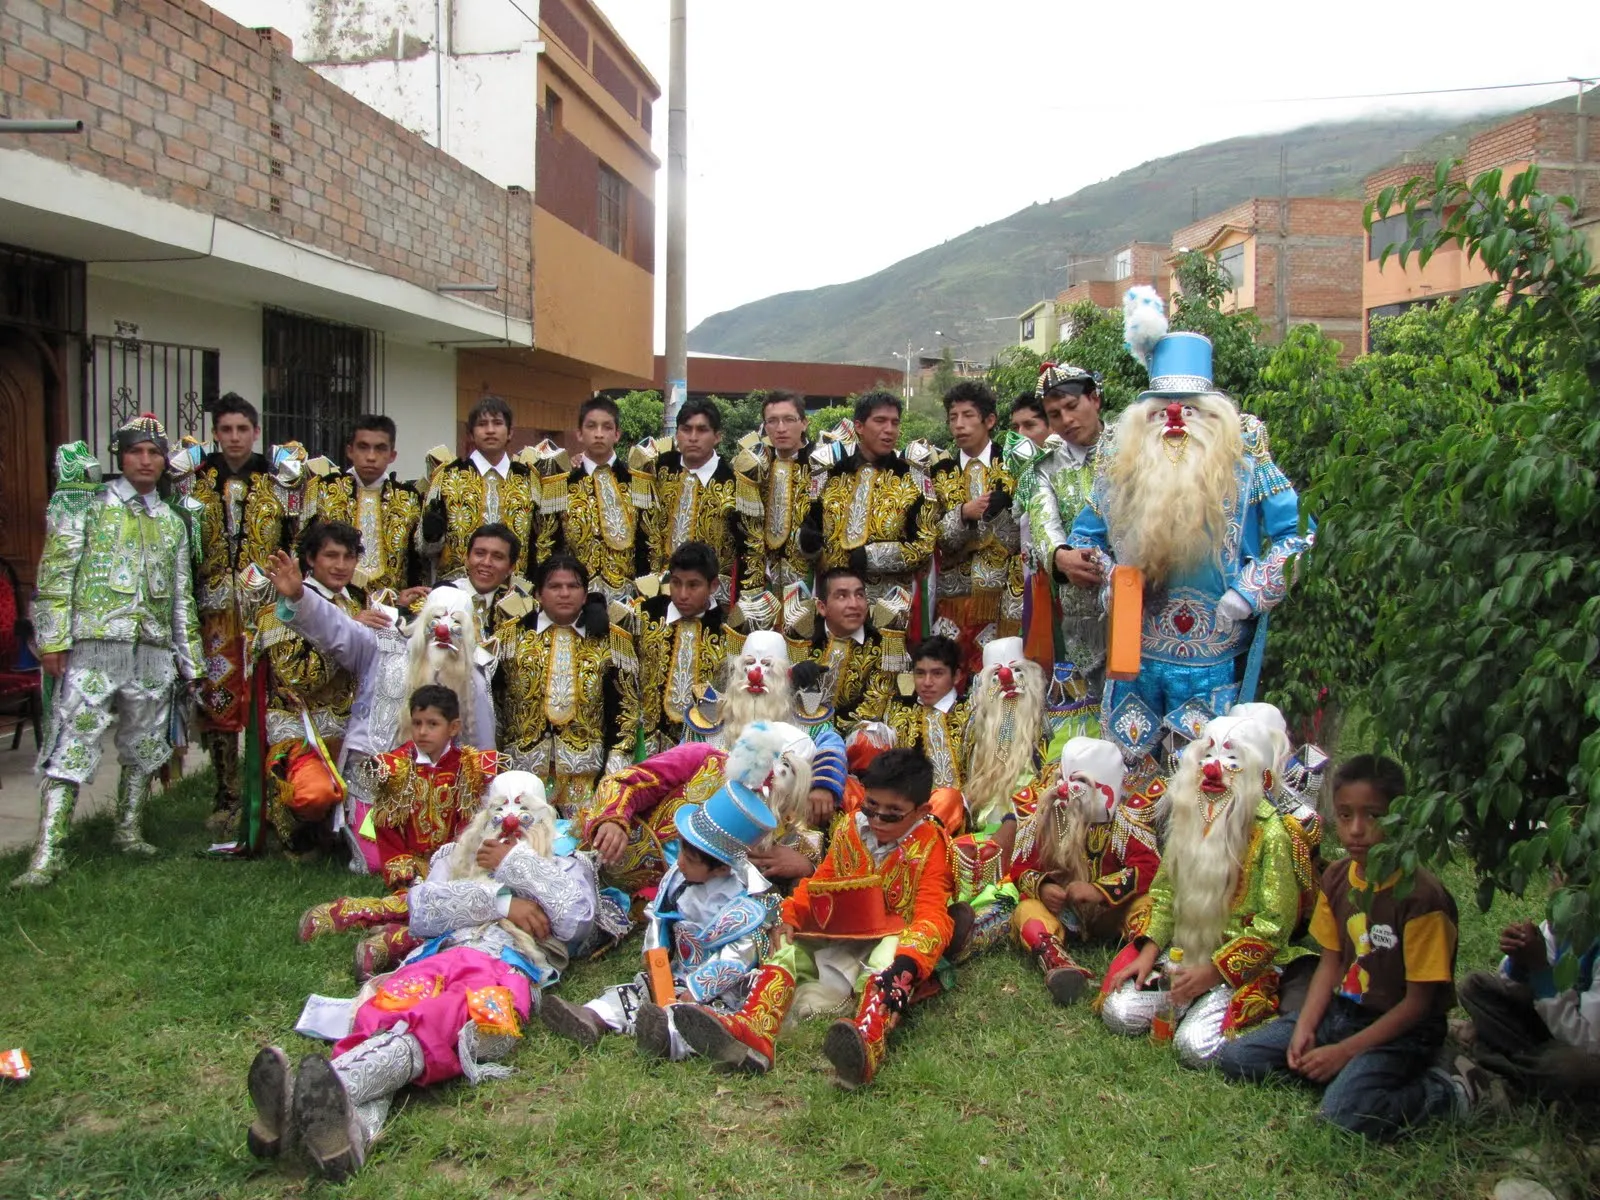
[614,389,664,447]
[1170,250,1271,397]
[1048,299,1150,415]
[1327,164,1600,952]
[929,347,960,399]
[987,344,1042,413]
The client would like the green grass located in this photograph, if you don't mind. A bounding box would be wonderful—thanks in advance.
[3,776,1596,1199]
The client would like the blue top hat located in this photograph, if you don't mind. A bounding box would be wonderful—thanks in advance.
[1142,331,1215,398]
[674,780,777,867]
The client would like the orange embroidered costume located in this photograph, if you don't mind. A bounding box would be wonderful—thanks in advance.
[674,808,955,1088]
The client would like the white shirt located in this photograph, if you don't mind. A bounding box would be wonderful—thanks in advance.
[929,688,958,713]
[108,476,163,514]
[304,577,352,604]
[348,466,386,492]
[666,600,717,625]
[535,612,580,633]
[469,449,511,479]
[682,451,720,486]
[414,742,456,768]
[824,622,867,645]
[580,452,618,476]
[958,443,994,471]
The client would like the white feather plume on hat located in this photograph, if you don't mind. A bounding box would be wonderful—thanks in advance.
[1122,285,1168,370]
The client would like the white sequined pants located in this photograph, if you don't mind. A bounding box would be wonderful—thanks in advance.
[39,642,177,785]
[1100,980,1236,1069]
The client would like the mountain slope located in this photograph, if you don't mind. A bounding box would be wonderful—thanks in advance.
[687,110,1510,365]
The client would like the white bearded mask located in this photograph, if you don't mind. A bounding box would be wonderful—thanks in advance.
[417,586,476,656]
[737,630,789,695]
[1193,713,1279,802]
[400,586,479,744]
[1227,702,1293,780]
[1052,737,1126,825]
[449,770,557,877]
[979,636,1028,699]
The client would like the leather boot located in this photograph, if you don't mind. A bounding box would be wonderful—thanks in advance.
[205,730,240,820]
[295,1028,422,1181]
[822,980,901,1090]
[951,900,1014,964]
[1019,917,1095,1005]
[673,962,795,1073]
[246,1046,294,1159]
[10,778,78,889]
[300,894,410,942]
[112,767,158,856]
[538,994,607,1049]
[353,924,420,982]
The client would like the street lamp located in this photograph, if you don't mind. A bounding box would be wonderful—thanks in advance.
[891,342,927,400]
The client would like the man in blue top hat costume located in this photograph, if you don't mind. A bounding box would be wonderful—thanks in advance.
[1069,287,1312,776]
[539,779,779,1061]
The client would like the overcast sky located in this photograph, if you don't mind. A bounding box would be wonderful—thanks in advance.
[595,0,1597,343]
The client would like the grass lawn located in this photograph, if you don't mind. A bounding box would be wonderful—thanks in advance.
[3,775,1597,1199]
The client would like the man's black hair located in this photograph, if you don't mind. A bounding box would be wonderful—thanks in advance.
[667,540,720,582]
[467,394,514,432]
[761,389,808,423]
[210,392,260,428]
[859,747,934,810]
[942,381,998,420]
[535,553,590,591]
[467,522,521,567]
[297,519,362,570]
[912,635,961,676]
[349,414,397,448]
[676,396,723,433]
[817,565,866,601]
[578,396,621,428]
[1331,754,1407,806]
[409,683,461,722]
[1010,393,1048,424]
[853,390,902,423]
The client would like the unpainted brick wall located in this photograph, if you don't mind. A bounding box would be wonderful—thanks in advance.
[0,0,532,323]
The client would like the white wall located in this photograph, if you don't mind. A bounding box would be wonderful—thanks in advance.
[382,339,460,481]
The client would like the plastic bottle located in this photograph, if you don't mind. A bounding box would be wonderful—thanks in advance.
[1150,947,1183,1044]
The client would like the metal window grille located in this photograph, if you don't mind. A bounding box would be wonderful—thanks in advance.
[0,243,85,335]
[597,163,627,255]
[85,335,218,472]
[261,307,383,457]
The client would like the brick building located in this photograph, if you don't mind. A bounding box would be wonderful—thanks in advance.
[1055,241,1172,313]
[209,0,661,442]
[0,0,544,586]
[1363,105,1599,351]
[1170,197,1366,363]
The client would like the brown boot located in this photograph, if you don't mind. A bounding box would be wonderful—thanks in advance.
[822,981,901,1090]
[673,962,795,1073]
[539,994,607,1049]
[1019,917,1094,1005]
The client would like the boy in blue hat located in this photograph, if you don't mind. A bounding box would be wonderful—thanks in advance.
[540,780,779,1059]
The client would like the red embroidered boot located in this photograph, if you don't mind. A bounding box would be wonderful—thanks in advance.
[672,962,795,1073]
[353,924,420,982]
[300,894,409,942]
[822,980,901,1090]
[1019,917,1095,1005]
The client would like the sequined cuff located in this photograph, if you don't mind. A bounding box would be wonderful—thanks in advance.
[1214,934,1275,989]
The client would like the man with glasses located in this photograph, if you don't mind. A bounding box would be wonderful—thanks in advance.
[750,390,816,595]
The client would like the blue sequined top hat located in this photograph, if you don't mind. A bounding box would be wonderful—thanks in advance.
[1142,331,1215,398]
[674,780,777,867]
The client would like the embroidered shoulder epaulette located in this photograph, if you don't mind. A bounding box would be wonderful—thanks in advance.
[304,455,339,480]
[902,438,949,475]
[1239,413,1271,460]
[629,436,671,476]
[609,621,639,673]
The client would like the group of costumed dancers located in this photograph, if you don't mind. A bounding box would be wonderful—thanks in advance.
[20,289,1510,1182]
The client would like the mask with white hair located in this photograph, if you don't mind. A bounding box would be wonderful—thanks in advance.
[401,586,479,744]
[719,630,792,747]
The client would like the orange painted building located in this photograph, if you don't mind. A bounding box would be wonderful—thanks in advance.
[1362,106,1599,351]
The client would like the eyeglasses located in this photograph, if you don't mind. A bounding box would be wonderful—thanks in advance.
[765,416,803,427]
[861,800,914,824]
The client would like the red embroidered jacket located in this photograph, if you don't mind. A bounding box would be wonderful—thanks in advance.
[1006,790,1162,907]
[368,742,501,890]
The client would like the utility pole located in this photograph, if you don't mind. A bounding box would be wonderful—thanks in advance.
[663,0,687,434]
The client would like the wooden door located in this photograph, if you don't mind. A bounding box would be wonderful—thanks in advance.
[0,339,50,592]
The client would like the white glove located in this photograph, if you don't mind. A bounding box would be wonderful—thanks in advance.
[1213,589,1253,635]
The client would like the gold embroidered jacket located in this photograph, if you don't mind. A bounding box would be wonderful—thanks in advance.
[253,582,364,748]
[634,594,732,756]
[885,695,970,790]
[796,448,938,596]
[420,459,537,580]
[492,613,640,783]
[751,440,818,593]
[536,461,654,603]
[641,447,764,598]
[301,471,422,593]
[786,621,899,732]
[189,451,299,623]
[927,446,1023,622]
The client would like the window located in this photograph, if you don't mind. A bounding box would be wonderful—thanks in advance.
[544,87,563,135]
[1216,242,1246,291]
[597,163,627,255]
[261,308,382,457]
[1368,210,1437,261]
[1112,249,1132,281]
[86,335,217,472]
[1020,315,1036,342]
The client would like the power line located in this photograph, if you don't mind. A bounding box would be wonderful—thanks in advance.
[1264,75,1597,103]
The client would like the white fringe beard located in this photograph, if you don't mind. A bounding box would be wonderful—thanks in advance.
[1030,801,1091,884]
[1104,394,1244,585]
[1164,749,1265,963]
[446,808,557,959]
[963,660,1045,826]
[717,666,793,749]
[400,638,476,747]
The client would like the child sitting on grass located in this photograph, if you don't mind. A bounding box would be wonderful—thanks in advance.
[1217,754,1488,1138]
[539,780,777,1059]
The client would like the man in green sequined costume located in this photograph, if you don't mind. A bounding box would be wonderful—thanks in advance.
[13,414,204,888]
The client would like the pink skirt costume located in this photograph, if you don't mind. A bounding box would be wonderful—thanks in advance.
[338,946,533,1086]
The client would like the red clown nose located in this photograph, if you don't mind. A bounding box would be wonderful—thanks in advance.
[996,664,1017,696]
[1164,402,1187,434]
[1200,760,1227,794]
[432,620,453,645]
[746,665,765,694]
[499,813,524,838]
